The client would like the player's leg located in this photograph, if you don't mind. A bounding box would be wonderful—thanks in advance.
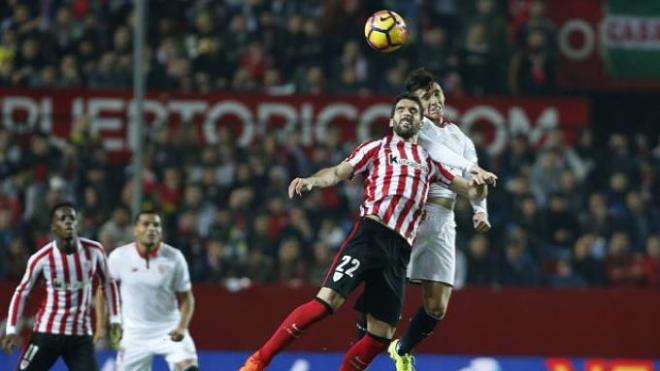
[394,204,456,360]
[159,331,198,371]
[241,220,372,370]
[341,224,411,370]
[14,333,61,371]
[115,336,155,371]
[62,335,99,371]
[396,281,452,355]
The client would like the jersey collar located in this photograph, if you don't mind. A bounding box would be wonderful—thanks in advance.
[135,242,161,258]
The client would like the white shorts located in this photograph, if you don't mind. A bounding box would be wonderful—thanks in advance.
[116,331,198,371]
[407,203,456,285]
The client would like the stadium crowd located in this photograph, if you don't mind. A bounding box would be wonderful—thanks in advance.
[0,0,659,289]
[0,119,659,288]
[1,0,556,96]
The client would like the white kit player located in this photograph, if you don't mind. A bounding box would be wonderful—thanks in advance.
[96,211,198,371]
[386,68,496,371]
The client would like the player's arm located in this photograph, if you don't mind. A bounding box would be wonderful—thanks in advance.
[170,251,194,342]
[170,291,195,342]
[94,287,109,343]
[1,252,44,353]
[432,159,487,201]
[288,161,353,198]
[448,176,488,201]
[289,139,379,198]
[463,137,491,232]
[421,124,496,185]
[95,249,122,346]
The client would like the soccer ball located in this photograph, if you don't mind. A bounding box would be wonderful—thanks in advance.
[364,10,408,53]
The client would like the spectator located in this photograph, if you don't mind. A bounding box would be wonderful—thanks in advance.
[508,29,555,96]
[604,232,644,287]
[459,22,500,95]
[572,234,606,285]
[98,205,133,251]
[465,234,497,285]
[498,237,539,285]
[546,259,586,288]
[640,236,660,287]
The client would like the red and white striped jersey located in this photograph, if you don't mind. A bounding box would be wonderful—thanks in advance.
[346,135,455,245]
[6,238,121,336]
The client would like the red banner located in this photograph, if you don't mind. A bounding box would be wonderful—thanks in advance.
[0,88,588,158]
[546,0,660,90]
[1,282,659,357]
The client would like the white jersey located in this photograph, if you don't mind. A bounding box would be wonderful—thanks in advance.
[108,242,192,337]
[418,117,487,214]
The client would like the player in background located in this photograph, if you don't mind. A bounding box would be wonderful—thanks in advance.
[96,211,198,371]
[384,68,495,370]
[0,202,121,371]
[240,93,490,371]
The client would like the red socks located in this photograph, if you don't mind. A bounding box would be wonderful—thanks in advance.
[340,333,389,370]
[259,298,332,365]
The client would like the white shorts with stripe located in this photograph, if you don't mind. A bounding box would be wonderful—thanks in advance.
[407,203,456,286]
[116,330,197,371]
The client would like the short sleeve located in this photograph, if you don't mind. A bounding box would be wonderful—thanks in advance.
[107,250,121,281]
[431,160,455,185]
[345,140,380,176]
[173,251,192,292]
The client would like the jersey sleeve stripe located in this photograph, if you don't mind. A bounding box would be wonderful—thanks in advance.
[58,252,72,334]
[7,246,51,330]
[71,250,84,335]
[45,250,59,334]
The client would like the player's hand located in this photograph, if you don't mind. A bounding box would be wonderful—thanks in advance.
[168,327,186,342]
[470,166,497,186]
[473,212,491,232]
[110,323,123,349]
[0,334,16,354]
[288,177,313,198]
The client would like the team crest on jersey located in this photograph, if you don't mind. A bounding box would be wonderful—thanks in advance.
[157,265,170,274]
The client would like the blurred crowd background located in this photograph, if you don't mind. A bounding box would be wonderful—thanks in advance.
[0,0,659,288]
[1,0,556,96]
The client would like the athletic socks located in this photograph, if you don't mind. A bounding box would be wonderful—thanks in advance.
[356,312,368,340]
[340,333,389,371]
[397,306,440,355]
[258,298,332,364]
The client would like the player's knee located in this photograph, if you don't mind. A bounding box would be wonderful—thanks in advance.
[423,299,448,319]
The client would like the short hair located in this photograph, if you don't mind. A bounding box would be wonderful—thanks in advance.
[50,202,77,221]
[390,92,424,119]
[134,210,160,224]
[405,67,436,93]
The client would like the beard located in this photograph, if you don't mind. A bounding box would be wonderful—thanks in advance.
[393,118,419,139]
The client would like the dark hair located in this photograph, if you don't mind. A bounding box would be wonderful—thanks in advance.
[390,92,424,119]
[134,210,160,224]
[50,202,76,221]
[405,67,436,93]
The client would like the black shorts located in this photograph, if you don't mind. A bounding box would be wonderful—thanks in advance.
[322,217,411,326]
[16,332,98,371]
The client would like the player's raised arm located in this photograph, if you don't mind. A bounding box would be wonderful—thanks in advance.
[1,250,47,353]
[288,161,353,198]
[288,138,381,198]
